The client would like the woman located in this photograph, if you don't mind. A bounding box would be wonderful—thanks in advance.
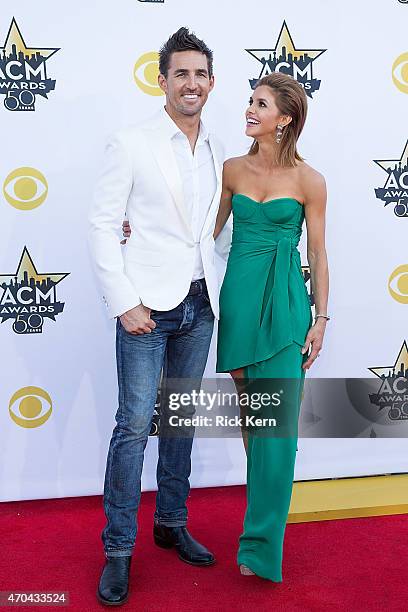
[213,72,329,582]
[122,72,329,582]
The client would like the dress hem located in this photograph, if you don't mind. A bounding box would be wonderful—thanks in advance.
[237,553,283,583]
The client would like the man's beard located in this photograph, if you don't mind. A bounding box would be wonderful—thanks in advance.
[175,94,205,116]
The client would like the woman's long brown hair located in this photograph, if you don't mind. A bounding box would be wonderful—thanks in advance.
[248,73,308,167]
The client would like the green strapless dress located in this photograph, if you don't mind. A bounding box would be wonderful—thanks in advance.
[216,194,313,582]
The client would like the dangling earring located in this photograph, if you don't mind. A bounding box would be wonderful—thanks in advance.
[276,124,284,144]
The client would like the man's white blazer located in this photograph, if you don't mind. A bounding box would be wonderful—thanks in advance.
[88,108,231,320]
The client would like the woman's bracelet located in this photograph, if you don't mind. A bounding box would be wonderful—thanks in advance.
[314,313,330,321]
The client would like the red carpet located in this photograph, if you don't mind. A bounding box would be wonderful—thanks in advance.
[1,485,407,611]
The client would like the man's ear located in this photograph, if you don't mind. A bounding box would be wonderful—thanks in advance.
[158,73,167,94]
[209,75,215,92]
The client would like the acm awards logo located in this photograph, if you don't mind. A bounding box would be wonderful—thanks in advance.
[301,265,315,309]
[0,248,69,334]
[150,388,161,436]
[246,21,326,98]
[0,18,59,111]
[374,140,408,217]
[368,342,408,422]
[9,386,52,428]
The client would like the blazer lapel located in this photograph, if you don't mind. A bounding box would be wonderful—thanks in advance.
[200,133,222,238]
[143,126,193,238]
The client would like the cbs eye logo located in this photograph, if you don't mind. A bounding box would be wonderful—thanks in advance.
[392,52,408,94]
[388,264,408,303]
[9,386,52,428]
[3,167,48,210]
[133,51,164,96]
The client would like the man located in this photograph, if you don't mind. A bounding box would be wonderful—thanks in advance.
[89,27,231,606]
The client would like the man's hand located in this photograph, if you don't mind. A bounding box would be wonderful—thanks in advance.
[119,304,156,334]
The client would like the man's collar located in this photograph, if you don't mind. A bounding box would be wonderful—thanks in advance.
[198,119,209,143]
[159,106,209,142]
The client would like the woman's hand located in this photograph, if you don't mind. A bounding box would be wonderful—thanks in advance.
[120,219,131,245]
[301,319,326,370]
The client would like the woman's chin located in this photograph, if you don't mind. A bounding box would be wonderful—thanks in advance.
[245,125,263,138]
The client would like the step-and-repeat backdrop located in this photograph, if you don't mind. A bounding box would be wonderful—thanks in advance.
[1,0,408,501]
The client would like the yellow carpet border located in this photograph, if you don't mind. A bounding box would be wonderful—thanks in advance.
[288,474,408,523]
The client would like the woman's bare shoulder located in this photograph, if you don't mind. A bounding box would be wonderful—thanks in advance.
[223,155,249,184]
[224,155,248,169]
[297,161,326,187]
[297,162,327,205]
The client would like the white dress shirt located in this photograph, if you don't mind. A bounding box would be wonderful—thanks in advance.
[161,107,217,280]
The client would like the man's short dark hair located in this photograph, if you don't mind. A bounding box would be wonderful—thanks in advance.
[159,27,213,78]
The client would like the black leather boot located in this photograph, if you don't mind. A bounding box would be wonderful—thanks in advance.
[153,524,215,566]
[97,555,131,606]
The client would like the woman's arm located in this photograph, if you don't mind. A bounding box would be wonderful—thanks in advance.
[122,159,235,245]
[302,168,329,370]
[213,160,234,240]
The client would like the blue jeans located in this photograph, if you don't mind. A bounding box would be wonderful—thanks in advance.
[102,282,214,558]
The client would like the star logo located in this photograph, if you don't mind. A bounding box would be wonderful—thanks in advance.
[0,18,60,111]
[368,342,408,421]
[246,21,326,98]
[0,247,69,334]
[374,140,408,217]
[0,18,59,61]
[369,341,408,380]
